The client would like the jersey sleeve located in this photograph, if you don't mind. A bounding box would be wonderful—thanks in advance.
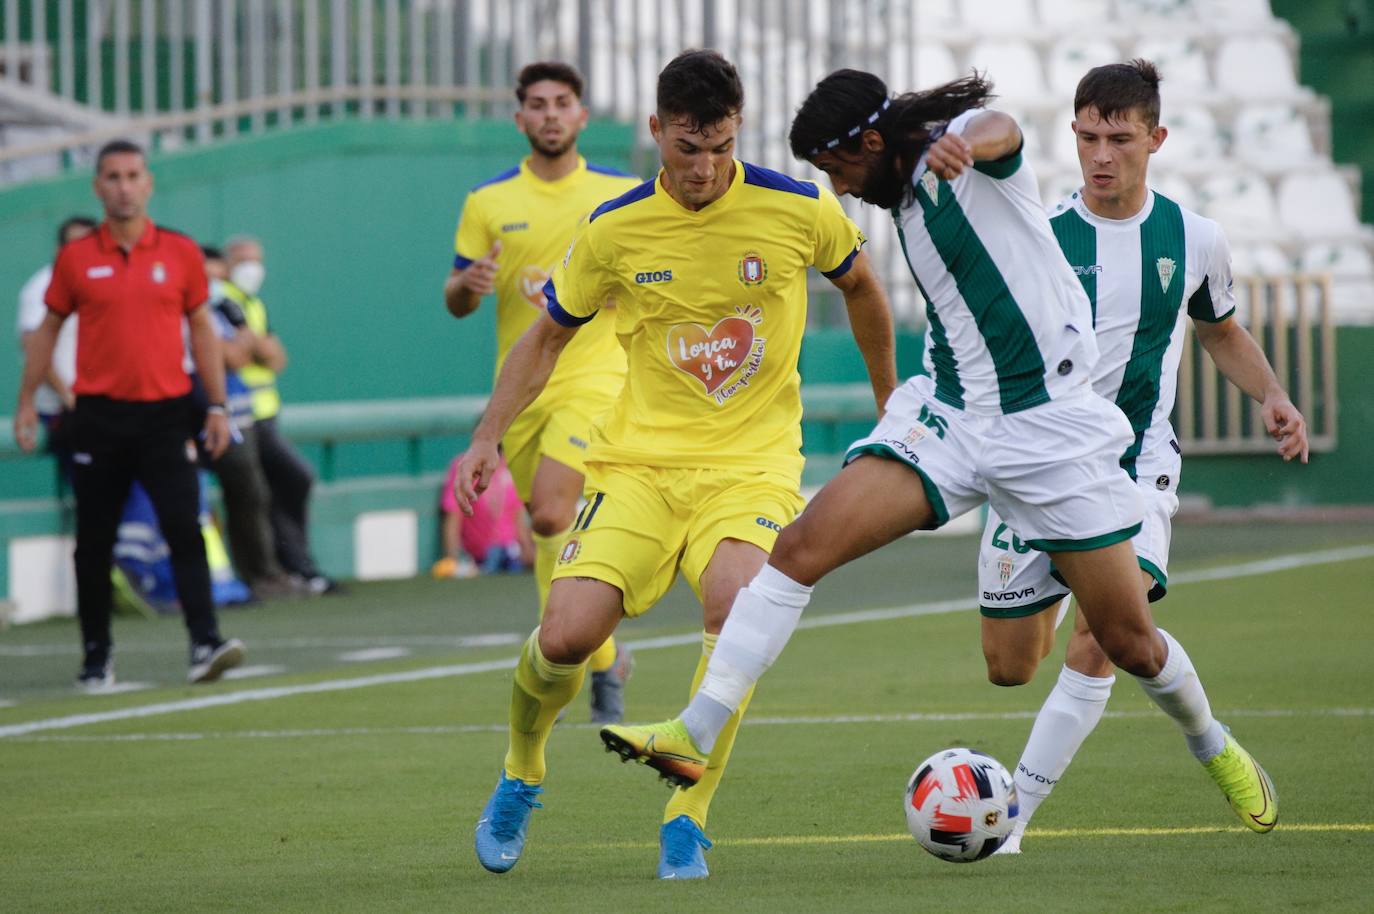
[813,187,867,279]
[1187,221,1237,323]
[43,249,76,316]
[452,193,491,270]
[544,218,613,327]
[945,108,1024,181]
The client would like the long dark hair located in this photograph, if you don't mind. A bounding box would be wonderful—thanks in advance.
[790,69,995,203]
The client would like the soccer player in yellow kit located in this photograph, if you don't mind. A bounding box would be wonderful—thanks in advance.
[445,62,640,722]
[461,50,897,879]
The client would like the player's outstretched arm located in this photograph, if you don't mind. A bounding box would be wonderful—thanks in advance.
[926,111,1022,180]
[1194,315,1309,463]
[454,313,577,513]
[828,250,897,416]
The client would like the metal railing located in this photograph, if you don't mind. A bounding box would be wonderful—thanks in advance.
[1174,273,1338,454]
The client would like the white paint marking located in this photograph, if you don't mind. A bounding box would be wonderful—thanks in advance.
[1,543,1369,739]
[7,707,1370,743]
[0,632,523,658]
[338,647,411,662]
[221,665,287,680]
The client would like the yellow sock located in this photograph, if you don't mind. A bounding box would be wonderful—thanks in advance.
[503,628,586,784]
[664,632,754,829]
[531,529,568,618]
[588,634,618,673]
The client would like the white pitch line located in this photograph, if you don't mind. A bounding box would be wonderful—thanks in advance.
[7,707,1370,743]
[0,632,523,658]
[1,542,1370,740]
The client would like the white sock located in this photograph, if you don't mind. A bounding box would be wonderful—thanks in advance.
[1011,665,1114,834]
[1133,628,1226,763]
[680,563,813,752]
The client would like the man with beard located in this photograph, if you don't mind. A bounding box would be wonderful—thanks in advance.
[604,70,1282,857]
[445,62,640,724]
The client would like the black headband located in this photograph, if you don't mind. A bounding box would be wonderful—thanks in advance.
[806,98,892,157]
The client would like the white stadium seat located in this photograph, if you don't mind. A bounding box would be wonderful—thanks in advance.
[1302,243,1374,322]
[913,0,961,30]
[1047,38,1123,96]
[1277,172,1362,238]
[958,0,1036,33]
[1050,118,1080,168]
[1196,0,1276,26]
[968,40,1045,103]
[1232,104,1318,170]
[1040,171,1084,209]
[1152,106,1225,168]
[1114,0,1199,25]
[914,42,961,87]
[1151,172,1200,212]
[1215,37,1299,100]
[1037,0,1115,29]
[1230,243,1294,277]
[1198,170,1282,241]
[1134,37,1212,100]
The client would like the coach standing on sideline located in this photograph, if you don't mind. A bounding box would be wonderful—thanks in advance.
[13,139,246,689]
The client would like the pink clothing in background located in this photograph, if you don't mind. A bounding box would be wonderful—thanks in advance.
[442,456,524,562]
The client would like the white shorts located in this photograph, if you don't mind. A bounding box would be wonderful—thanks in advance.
[847,374,1144,550]
[976,427,1183,618]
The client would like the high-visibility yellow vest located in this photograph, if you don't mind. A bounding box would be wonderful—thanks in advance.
[221,282,281,420]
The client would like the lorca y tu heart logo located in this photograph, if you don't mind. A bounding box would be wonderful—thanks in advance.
[666,306,766,401]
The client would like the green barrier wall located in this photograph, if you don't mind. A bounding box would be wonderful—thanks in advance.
[0,118,636,500]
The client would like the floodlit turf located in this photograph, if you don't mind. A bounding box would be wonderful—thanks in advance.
[2,522,1373,912]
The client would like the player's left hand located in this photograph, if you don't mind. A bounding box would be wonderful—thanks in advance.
[925,132,974,180]
[1262,395,1309,464]
[202,411,233,460]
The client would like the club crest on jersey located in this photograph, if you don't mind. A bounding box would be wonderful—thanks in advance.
[666,304,766,404]
[997,554,1015,588]
[737,251,768,286]
[559,537,582,564]
[920,170,939,204]
[1156,257,1176,293]
[151,262,167,284]
[518,265,550,308]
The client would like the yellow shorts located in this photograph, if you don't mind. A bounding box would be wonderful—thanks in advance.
[550,462,804,617]
[502,379,618,503]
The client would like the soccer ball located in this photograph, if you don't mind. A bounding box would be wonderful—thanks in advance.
[904,747,1019,863]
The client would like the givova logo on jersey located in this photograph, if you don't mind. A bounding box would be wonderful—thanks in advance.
[666,304,767,404]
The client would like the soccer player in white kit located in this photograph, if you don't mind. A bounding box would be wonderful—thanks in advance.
[601,69,1282,849]
[971,61,1308,853]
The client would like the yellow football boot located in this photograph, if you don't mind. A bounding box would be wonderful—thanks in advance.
[1204,733,1278,833]
[600,718,707,788]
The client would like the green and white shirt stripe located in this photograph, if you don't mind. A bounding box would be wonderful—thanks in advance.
[894,109,1098,416]
[1048,189,1236,476]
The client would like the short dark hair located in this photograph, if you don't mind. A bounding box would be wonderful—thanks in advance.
[94,138,145,172]
[56,215,97,247]
[1074,59,1162,128]
[656,49,744,132]
[201,244,225,262]
[515,61,584,103]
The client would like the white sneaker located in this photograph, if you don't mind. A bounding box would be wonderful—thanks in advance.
[993,832,1023,856]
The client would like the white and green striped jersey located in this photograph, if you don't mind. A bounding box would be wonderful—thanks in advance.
[1048,188,1236,477]
[894,109,1098,417]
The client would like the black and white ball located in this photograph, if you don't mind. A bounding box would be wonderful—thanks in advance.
[904,747,1019,863]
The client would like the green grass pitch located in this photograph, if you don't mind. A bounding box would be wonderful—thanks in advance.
[2,521,1372,912]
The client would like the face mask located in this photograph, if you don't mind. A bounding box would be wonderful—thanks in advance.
[230,260,266,296]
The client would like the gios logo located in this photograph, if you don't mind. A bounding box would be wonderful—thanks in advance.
[635,269,673,284]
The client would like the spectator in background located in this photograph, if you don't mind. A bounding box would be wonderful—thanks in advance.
[16,216,155,619]
[220,234,338,595]
[432,451,533,579]
[13,139,245,688]
[203,245,303,600]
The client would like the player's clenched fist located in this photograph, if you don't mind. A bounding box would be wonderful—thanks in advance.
[462,240,503,295]
[925,132,974,180]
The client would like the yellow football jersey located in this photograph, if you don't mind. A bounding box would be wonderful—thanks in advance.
[546,161,865,480]
[453,156,639,396]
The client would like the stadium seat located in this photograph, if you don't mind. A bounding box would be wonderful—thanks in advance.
[1152,106,1225,168]
[1230,242,1294,277]
[1114,0,1199,25]
[1047,38,1123,97]
[1232,104,1317,170]
[1276,172,1362,238]
[1151,172,1200,212]
[958,0,1036,33]
[1215,37,1300,100]
[1040,170,1084,209]
[1196,0,1276,26]
[1049,118,1080,168]
[913,0,961,31]
[1134,37,1212,100]
[1037,0,1115,29]
[913,42,961,87]
[1198,170,1282,241]
[1302,242,1374,322]
[968,40,1045,103]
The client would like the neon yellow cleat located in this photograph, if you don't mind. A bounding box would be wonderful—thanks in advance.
[1204,733,1278,833]
[600,719,707,789]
